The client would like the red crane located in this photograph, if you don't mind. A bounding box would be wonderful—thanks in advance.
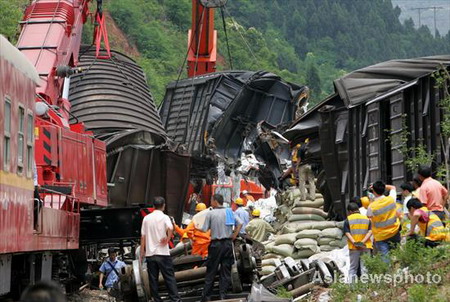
[187,0,227,77]
[0,0,111,296]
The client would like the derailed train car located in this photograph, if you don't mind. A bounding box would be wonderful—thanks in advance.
[68,48,190,241]
[160,71,308,185]
[285,56,450,220]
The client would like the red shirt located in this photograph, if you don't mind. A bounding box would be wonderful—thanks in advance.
[418,178,447,212]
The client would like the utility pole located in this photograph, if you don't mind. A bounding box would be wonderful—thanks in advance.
[410,7,424,27]
[410,6,444,36]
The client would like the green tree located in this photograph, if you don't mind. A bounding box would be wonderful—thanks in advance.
[305,63,321,103]
[0,0,27,43]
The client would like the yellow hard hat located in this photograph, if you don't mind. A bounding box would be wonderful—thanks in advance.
[235,198,244,206]
[252,209,261,217]
[195,202,207,212]
[305,138,310,143]
[360,196,370,209]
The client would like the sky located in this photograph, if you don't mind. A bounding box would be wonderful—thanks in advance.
[393,0,450,36]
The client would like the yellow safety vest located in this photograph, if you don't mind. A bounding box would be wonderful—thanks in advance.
[291,146,299,163]
[347,213,373,249]
[416,207,446,242]
[369,196,400,241]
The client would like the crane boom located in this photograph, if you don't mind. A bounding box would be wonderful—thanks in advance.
[187,0,226,77]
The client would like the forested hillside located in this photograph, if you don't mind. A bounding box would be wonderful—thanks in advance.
[2,0,450,105]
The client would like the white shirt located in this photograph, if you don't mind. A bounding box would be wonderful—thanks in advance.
[403,195,412,215]
[359,207,367,216]
[141,210,173,257]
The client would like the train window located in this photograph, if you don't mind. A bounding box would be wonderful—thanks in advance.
[4,97,11,171]
[26,113,34,178]
[18,106,25,174]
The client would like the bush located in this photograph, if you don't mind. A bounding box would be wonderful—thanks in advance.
[407,284,436,302]
[361,253,389,275]
[276,286,293,298]
[390,239,447,274]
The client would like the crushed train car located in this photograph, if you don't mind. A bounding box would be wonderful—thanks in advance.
[159,70,308,186]
[285,55,450,220]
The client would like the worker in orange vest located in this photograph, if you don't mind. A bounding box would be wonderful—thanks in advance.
[174,203,211,258]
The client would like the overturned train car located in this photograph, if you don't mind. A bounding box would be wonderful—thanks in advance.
[160,71,308,188]
[68,48,190,242]
[285,56,450,220]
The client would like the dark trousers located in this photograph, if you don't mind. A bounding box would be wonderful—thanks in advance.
[201,239,234,301]
[146,255,181,302]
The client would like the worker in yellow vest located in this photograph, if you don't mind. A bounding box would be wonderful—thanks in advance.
[406,198,448,247]
[344,202,373,283]
[366,180,401,262]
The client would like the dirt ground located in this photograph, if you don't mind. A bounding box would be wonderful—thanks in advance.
[67,289,114,302]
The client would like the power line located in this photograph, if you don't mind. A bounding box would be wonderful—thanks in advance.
[410,6,444,35]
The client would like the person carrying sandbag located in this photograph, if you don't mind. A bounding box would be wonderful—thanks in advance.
[344,203,373,283]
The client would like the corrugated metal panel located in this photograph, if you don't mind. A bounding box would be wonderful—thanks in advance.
[366,102,381,183]
[389,93,405,189]
[160,71,306,167]
[69,47,166,138]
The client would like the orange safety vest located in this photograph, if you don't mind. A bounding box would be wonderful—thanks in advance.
[416,207,447,242]
[369,196,400,241]
[347,213,373,250]
[174,222,211,258]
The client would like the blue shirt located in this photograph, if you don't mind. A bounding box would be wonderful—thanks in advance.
[235,207,250,234]
[201,208,243,239]
[99,258,126,288]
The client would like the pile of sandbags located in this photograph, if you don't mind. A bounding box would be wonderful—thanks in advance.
[267,187,346,259]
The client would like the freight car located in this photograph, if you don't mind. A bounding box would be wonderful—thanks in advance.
[160,71,308,182]
[285,55,450,220]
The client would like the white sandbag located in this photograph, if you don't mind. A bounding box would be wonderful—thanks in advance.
[262,253,281,260]
[295,221,337,232]
[281,223,298,234]
[291,188,301,198]
[318,237,334,245]
[278,205,292,216]
[335,221,345,230]
[262,258,281,267]
[271,244,295,258]
[292,207,328,218]
[261,265,276,275]
[329,237,347,248]
[294,199,324,208]
[296,229,322,239]
[294,238,319,250]
[265,242,275,253]
[274,233,298,245]
[321,228,343,239]
[319,245,335,252]
[293,249,317,259]
[288,214,325,222]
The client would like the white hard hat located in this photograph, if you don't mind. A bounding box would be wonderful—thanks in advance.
[242,190,248,195]
[183,219,192,225]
